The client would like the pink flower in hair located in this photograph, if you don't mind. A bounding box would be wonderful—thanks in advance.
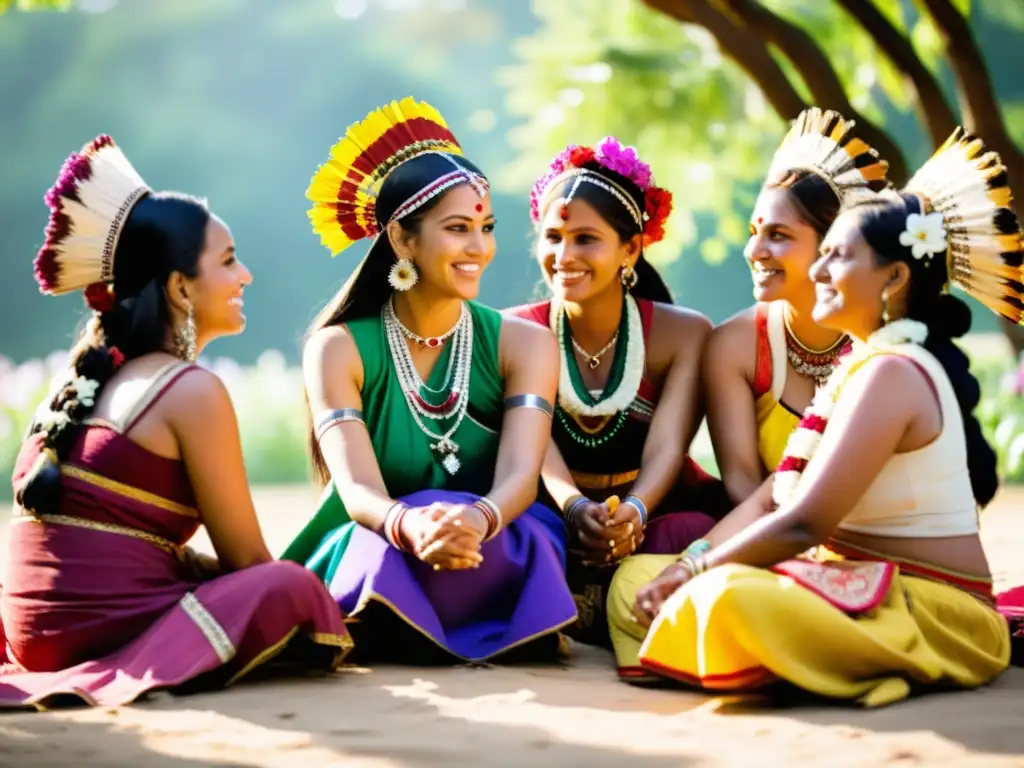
[594,137,653,190]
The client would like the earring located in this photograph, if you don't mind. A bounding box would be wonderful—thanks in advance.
[619,264,638,290]
[880,288,890,326]
[388,259,419,292]
[174,303,197,362]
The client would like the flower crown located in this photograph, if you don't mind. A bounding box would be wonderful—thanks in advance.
[530,137,673,246]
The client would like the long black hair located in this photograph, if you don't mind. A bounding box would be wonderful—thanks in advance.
[540,162,673,304]
[18,193,211,515]
[305,152,488,486]
[851,192,999,507]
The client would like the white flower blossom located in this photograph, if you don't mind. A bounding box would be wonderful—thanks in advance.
[72,376,100,408]
[898,211,947,261]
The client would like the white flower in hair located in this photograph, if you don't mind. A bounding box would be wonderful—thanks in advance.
[899,211,947,261]
[72,376,100,408]
[40,409,70,431]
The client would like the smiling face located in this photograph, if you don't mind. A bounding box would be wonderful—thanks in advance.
[391,183,495,301]
[745,187,824,304]
[811,208,909,340]
[180,214,252,341]
[536,196,640,304]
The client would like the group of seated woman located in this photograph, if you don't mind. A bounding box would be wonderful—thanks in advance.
[2,100,1022,710]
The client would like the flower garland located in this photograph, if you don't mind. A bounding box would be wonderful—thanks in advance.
[551,294,645,417]
[772,319,929,508]
[530,137,673,247]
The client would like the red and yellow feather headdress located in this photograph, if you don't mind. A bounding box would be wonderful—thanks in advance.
[307,97,485,256]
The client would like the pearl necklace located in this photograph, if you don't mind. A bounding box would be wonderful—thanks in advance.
[383,299,473,475]
[551,294,645,417]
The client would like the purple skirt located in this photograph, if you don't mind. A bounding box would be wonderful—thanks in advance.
[314,490,576,662]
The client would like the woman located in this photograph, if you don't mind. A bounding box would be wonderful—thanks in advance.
[705,108,889,506]
[607,128,1019,705]
[507,138,727,646]
[0,136,350,709]
[281,98,576,663]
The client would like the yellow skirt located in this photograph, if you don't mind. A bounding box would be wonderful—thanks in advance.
[607,554,1011,707]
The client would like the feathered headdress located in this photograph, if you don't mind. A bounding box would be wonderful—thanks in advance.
[34,135,151,310]
[530,137,673,247]
[765,107,890,206]
[307,97,488,256]
[902,128,1024,323]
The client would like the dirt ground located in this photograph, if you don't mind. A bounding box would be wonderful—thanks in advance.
[1,484,1023,767]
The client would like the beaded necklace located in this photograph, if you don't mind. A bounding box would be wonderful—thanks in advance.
[383,298,472,474]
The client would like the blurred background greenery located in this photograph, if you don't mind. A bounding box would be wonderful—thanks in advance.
[3,0,1024,497]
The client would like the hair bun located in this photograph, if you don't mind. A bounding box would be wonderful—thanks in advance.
[925,293,972,340]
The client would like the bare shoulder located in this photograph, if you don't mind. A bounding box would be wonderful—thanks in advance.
[707,305,759,355]
[161,366,235,424]
[845,352,934,402]
[650,302,712,337]
[500,314,558,355]
[303,324,362,378]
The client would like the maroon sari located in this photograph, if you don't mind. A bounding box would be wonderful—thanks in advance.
[507,299,728,645]
[0,361,350,709]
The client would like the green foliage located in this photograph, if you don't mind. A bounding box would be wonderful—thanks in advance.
[498,0,785,267]
[0,0,72,13]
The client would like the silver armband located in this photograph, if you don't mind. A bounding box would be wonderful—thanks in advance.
[315,408,365,441]
[503,394,553,418]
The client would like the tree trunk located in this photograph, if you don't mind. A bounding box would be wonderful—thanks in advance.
[718,0,909,183]
[921,0,1024,355]
[833,0,959,147]
[641,0,808,118]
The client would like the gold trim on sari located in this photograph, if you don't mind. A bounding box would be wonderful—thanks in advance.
[61,464,199,518]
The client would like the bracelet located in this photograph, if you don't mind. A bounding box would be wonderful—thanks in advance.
[677,551,708,579]
[382,501,410,551]
[564,496,589,529]
[622,494,648,526]
[473,497,502,541]
[679,538,711,562]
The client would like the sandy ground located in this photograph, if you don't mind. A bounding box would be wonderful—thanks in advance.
[1,486,1023,767]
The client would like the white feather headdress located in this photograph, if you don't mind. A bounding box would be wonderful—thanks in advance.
[904,128,1024,324]
[766,107,890,207]
[34,135,150,301]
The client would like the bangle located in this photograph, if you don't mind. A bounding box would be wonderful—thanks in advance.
[561,493,586,517]
[680,538,711,561]
[623,494,648,526]
[382,501,410,551]
[473,497,502,541]
[564,496,589,529]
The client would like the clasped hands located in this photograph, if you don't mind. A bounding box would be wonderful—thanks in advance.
[569,495,645,568]
[398,502,488,571]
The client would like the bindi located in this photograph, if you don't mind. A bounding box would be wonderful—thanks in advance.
[475,203,483,212]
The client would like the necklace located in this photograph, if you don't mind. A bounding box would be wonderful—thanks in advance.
[393,306,462,349]
[383,299,472,475]
[552,295,645,418]
[783,310,849,387]
[571,331,619,370]
[772,319,929,508]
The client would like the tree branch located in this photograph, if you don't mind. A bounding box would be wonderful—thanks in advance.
[641,0,808,119]
[832,0,958,147]
[717,0,908,183]
[920,0,1024,351]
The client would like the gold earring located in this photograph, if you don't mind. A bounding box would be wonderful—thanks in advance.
[620,263,638,290]
[174,303,197,361]
[880,288,890,326]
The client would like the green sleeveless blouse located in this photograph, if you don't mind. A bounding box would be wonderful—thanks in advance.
[282,301,504,566]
